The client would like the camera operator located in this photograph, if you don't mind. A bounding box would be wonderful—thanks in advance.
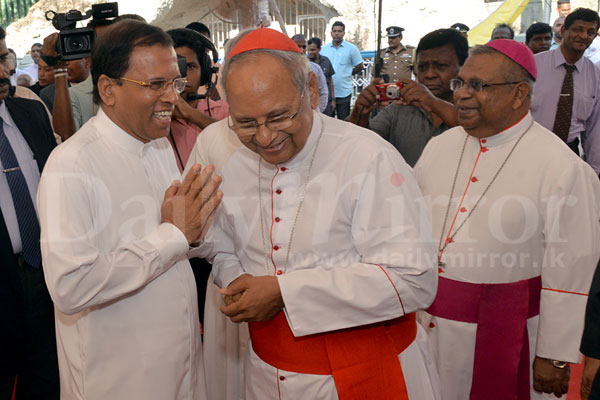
[349,28,467,167]
[42,16,117,141]
[38,57,90,112]
[166,28,228,172]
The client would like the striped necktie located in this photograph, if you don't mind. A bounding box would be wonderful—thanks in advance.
[0,118,41,267]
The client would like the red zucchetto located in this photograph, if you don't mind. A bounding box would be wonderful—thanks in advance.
[226,27,304,59]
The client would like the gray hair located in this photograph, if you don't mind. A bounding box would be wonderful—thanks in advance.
[468,45,534,98]
[221,28,311,98]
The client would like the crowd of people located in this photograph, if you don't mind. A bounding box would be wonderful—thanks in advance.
[2,0,600,399]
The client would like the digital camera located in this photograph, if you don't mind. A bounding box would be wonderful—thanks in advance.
[375,82,404,101]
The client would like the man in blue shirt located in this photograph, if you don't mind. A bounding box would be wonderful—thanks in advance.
[320,21,364,120]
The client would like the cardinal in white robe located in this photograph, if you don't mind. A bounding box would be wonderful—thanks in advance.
[199,27,441,400]
[414,39,600,400]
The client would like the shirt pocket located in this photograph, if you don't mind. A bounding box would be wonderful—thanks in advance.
[574,95,595,122]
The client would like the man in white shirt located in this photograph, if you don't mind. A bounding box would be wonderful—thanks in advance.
[415,39,600,399]
[21,43,41,83]
[37,20,222,400]
[201,27,440,400]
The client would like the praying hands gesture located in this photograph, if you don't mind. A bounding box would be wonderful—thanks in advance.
[220,274,284,323]
[161,163,223,245]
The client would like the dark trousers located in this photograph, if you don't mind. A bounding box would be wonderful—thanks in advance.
[333,95,352,121]
[0,256,59,400]
[568,137,581,156]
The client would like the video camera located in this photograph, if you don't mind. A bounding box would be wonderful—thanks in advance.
[45,2,118,61]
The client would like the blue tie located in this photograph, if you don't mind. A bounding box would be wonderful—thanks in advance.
[0,118,41,267]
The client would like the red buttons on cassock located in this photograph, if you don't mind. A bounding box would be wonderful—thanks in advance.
[481,147,489,153]
[481,139,487,144]
[280,167,287,172]
[273,245,280,251]
[276,270,283,275]
[471,177,479,183]
[275,189,282,195]
[279,376,286,381]
[275,217,281,223]
[460,207,467,213]
[429,322,436,328]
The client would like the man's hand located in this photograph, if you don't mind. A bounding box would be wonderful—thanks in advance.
[348,78,384,127]
[581,356,600,400]
[397,79,439,112]
[42,33,66,68]
[172,92,194,121]
[220,274,284,323]
[161,163,223,244]
[533,356,570,398]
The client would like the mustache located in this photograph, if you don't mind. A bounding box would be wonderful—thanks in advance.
[0,78,10,86]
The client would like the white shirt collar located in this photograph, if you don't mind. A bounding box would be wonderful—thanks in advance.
[467,112,534,148]
[0,102,16,128]
[94,107,156,157]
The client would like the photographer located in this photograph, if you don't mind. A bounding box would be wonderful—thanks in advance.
[166,28,228,172]
[349,28,467,166]
[42,5,125,141]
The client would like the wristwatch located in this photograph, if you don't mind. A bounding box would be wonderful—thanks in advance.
[551,360,568,369]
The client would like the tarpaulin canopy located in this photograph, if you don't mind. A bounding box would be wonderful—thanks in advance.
[468,0,530,46]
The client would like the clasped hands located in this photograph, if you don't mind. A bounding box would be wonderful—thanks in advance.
[220,273,284,323]
[161,163,223,245]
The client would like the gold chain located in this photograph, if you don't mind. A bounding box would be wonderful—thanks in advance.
[437,119,534,265]
[258,114,325,275]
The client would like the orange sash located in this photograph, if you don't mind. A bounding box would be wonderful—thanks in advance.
[249,312,417,400]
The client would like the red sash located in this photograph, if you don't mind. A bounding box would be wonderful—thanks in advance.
[249,311,418,400]
[427,276,541,400]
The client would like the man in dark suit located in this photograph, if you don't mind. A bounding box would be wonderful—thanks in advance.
[0,25,59,400]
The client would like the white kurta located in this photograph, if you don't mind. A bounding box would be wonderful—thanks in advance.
[414,112,600,399]
[38,109,206,400]
[203,112,441,399]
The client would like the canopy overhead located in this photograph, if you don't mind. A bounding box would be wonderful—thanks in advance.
[468,0,530,46]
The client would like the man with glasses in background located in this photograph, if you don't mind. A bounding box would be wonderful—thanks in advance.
[37,20,222,400]
[196,27,440,399]
[415,39,600,399]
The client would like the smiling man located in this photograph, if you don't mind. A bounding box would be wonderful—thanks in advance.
[531,8,600,177]
[37,20,222,400]
[415,39,600,399]
[201,27,440,399]
[349,28,467,166]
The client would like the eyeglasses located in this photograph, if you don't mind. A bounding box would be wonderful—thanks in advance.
[117,77,187,93]
[450,78,523,92]
[228,90,305,136]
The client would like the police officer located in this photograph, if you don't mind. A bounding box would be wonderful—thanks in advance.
[375,26,414,82]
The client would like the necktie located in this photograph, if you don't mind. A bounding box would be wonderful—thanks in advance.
[552,64,576,143]
[0,118,41,267]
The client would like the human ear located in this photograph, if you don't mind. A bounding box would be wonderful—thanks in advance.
[308,71,319,110]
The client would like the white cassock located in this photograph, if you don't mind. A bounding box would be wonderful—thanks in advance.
[185,119,248,400]
[414,112,600,400]
[38,109,207,400]
[201,111,441,400]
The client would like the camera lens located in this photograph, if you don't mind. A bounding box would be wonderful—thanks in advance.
[64,35,90,53]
